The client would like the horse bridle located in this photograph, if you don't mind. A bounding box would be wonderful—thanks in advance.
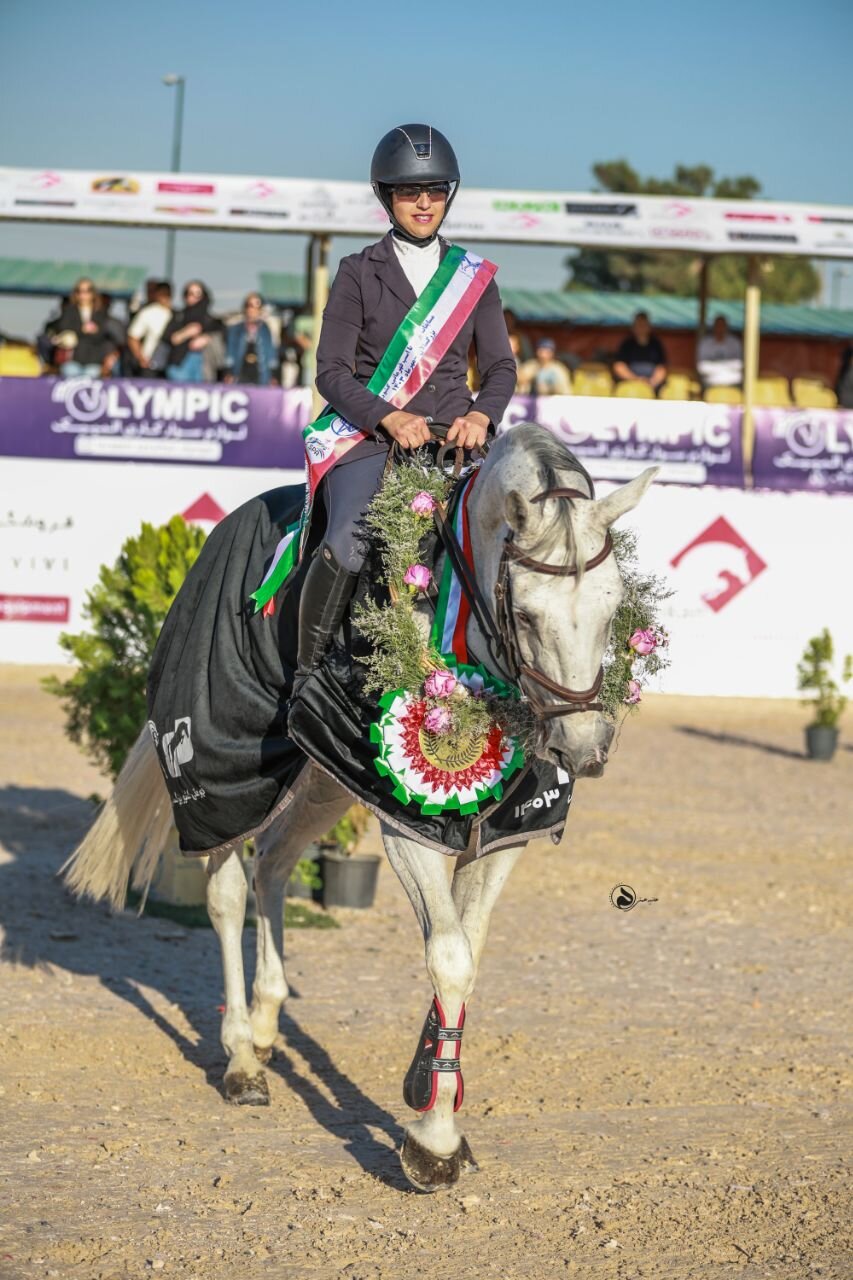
[494,488,614,720]
[432,459,614,723]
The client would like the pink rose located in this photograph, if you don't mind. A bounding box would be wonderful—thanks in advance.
[410,491,437,516]
[403,563,431,592]
[624,679,642,705]
[424,705,453,734]
[628,628,657,656]
[424,669,458,698]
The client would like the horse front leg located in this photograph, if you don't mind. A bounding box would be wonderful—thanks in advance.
[383,830,477,1192]
[206,848,269,1106]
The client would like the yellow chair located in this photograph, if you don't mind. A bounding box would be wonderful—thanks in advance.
[573,368,613,397]
[659,374,693,401]
[754,376,792,407]
[0,344,42,377]
[793,377,837,409]
[704,385,743,405]
[614,379,655,399]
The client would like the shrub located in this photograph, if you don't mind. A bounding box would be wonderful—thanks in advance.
[321,804,371,855]
[796,628,852,729]
[44,516,207,777]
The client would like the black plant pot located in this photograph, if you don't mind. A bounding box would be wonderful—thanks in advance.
[320,850,381,909]
[805,725,838,761]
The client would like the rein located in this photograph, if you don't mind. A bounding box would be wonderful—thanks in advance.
[434,465,614,723]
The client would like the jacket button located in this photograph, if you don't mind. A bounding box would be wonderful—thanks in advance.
[427,383,436,393]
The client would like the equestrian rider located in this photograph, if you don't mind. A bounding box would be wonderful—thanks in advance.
[295,123,518,684]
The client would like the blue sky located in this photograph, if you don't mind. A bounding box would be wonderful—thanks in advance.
[2,0,852,334]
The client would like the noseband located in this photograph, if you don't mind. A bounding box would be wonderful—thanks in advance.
[494,488,613,719]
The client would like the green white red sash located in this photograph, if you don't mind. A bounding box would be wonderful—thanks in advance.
[250,244,497,615]
[430,469,479,662]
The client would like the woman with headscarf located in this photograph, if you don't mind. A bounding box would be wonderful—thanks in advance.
[162,281,224,382]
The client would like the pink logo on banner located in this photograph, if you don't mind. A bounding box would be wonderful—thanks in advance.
[0,595,70,623]
[182,493,226,525]
[670,516,767,613]
[157,181,216,195]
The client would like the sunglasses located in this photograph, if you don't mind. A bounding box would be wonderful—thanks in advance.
[392,183,450,201]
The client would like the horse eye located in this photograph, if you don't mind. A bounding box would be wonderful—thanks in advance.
[515,609,533,629]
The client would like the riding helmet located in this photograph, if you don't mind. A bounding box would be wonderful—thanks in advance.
[370,123,460,244]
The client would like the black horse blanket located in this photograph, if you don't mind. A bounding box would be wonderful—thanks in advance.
[147,486,573,858]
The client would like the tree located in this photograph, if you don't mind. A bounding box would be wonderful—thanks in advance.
[565,161,820,303]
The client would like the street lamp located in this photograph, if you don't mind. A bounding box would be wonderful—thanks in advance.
[162,73,186,284]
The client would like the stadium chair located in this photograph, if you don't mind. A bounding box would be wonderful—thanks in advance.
[0,343,42,377]
[754,376,792,407]
[614,379,655,400]
[704,386,743,405]
[572,368,613,397]
[793,377,838,409]
[659,374,693,401]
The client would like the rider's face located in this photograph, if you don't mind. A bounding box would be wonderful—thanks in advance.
[391,185,448,239]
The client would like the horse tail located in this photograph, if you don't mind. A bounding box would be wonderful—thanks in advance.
[61,727,174,910]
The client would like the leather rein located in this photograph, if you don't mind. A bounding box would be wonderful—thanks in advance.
[433,463,614,722]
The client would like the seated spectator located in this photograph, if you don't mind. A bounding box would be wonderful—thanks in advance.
[835,343,853,409]
[48,278,119,379]
[161,281,224,383]
[697,315,743,388]
[613,312,668,392]
[224,293,279,385]
[127,281,173,377]
[518,338,573,395]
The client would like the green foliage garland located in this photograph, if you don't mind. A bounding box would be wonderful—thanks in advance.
[601,528,672,717]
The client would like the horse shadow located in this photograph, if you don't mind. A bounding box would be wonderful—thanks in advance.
[676,725,805,760]
[0,783,406,1185]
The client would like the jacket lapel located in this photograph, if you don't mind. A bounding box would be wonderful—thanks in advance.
[369,232,451,310]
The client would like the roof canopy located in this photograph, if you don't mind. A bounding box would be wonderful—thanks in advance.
[256,271,310,307]
[2,166,852,259]
[0,256,148,298]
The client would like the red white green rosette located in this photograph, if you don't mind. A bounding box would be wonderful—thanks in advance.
[369,660,524,816]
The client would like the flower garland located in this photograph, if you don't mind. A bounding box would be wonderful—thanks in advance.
[602,528,672,716]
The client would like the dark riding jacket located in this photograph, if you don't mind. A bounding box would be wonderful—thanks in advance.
[315,232,517,461]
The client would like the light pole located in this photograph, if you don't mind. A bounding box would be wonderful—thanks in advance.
[162,73,186,284]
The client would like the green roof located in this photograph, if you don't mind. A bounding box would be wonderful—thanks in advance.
[0,258,148,298]
[501,288,853,338]
[257,271,309,306]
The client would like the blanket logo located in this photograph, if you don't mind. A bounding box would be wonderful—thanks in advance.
[161,716,195,778]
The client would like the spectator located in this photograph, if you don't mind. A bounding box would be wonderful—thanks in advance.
[224,293,279,385]
[835,343,853,409]
[161,281,224,383]
[697,315,743,388]
[48,278,119,379]
[613,311,668,392]
[127,281,173,377]
[517,337,573,395]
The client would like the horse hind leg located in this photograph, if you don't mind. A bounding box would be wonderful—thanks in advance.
[206,847,269,1106]
[248,765,351,1063]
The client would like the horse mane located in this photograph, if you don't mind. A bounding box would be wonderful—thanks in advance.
[500,422,594,568]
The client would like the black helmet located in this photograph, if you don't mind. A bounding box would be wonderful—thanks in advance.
[370,123,460,244]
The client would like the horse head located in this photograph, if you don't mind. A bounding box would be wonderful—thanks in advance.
[470,424,658,779]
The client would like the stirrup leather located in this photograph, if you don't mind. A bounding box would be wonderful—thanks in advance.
[403,996,465,1113]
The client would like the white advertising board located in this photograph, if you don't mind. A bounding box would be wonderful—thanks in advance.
[2,167,852,258]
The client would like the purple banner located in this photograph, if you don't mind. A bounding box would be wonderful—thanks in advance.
[753,407,853,494]
[502,394,745,488]
[0,375,309,468]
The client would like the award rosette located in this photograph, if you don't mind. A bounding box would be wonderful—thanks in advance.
[369,661,525,816]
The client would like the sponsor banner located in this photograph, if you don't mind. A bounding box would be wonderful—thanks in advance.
[611,484,853,698]
[0,457,304,663]
[753,407,853,493]
[0,376,310,469]
[503,395,745,487]
[2,166,852,256]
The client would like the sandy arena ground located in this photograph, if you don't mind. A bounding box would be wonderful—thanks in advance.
[0,665,850,1280]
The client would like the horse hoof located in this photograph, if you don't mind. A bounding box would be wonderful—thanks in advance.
[253,1044,273,1065]
[458,1134,479,1173]
[224,1070,269,1106]
[400,1132,467,1193]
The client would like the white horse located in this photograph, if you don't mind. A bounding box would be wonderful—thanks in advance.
[65,424,656,1192]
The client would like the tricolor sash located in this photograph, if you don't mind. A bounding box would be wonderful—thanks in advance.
[430,468,479,663]
[250,244,497,614]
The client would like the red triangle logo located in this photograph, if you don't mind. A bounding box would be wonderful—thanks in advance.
[182,493,227,525]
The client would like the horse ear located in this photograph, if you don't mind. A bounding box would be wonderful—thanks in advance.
[593,467,659,527]
[504,489,532,536]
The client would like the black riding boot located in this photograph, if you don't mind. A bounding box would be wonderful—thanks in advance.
[292,542,359,694]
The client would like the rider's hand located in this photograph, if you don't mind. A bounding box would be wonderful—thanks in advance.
[380,410,432,450]
[447,411,489,449]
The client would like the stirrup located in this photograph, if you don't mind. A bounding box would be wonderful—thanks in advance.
[403,996,465,1113]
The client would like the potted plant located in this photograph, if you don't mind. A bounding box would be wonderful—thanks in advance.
[797,628,852,761]
[316,805,379,909]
